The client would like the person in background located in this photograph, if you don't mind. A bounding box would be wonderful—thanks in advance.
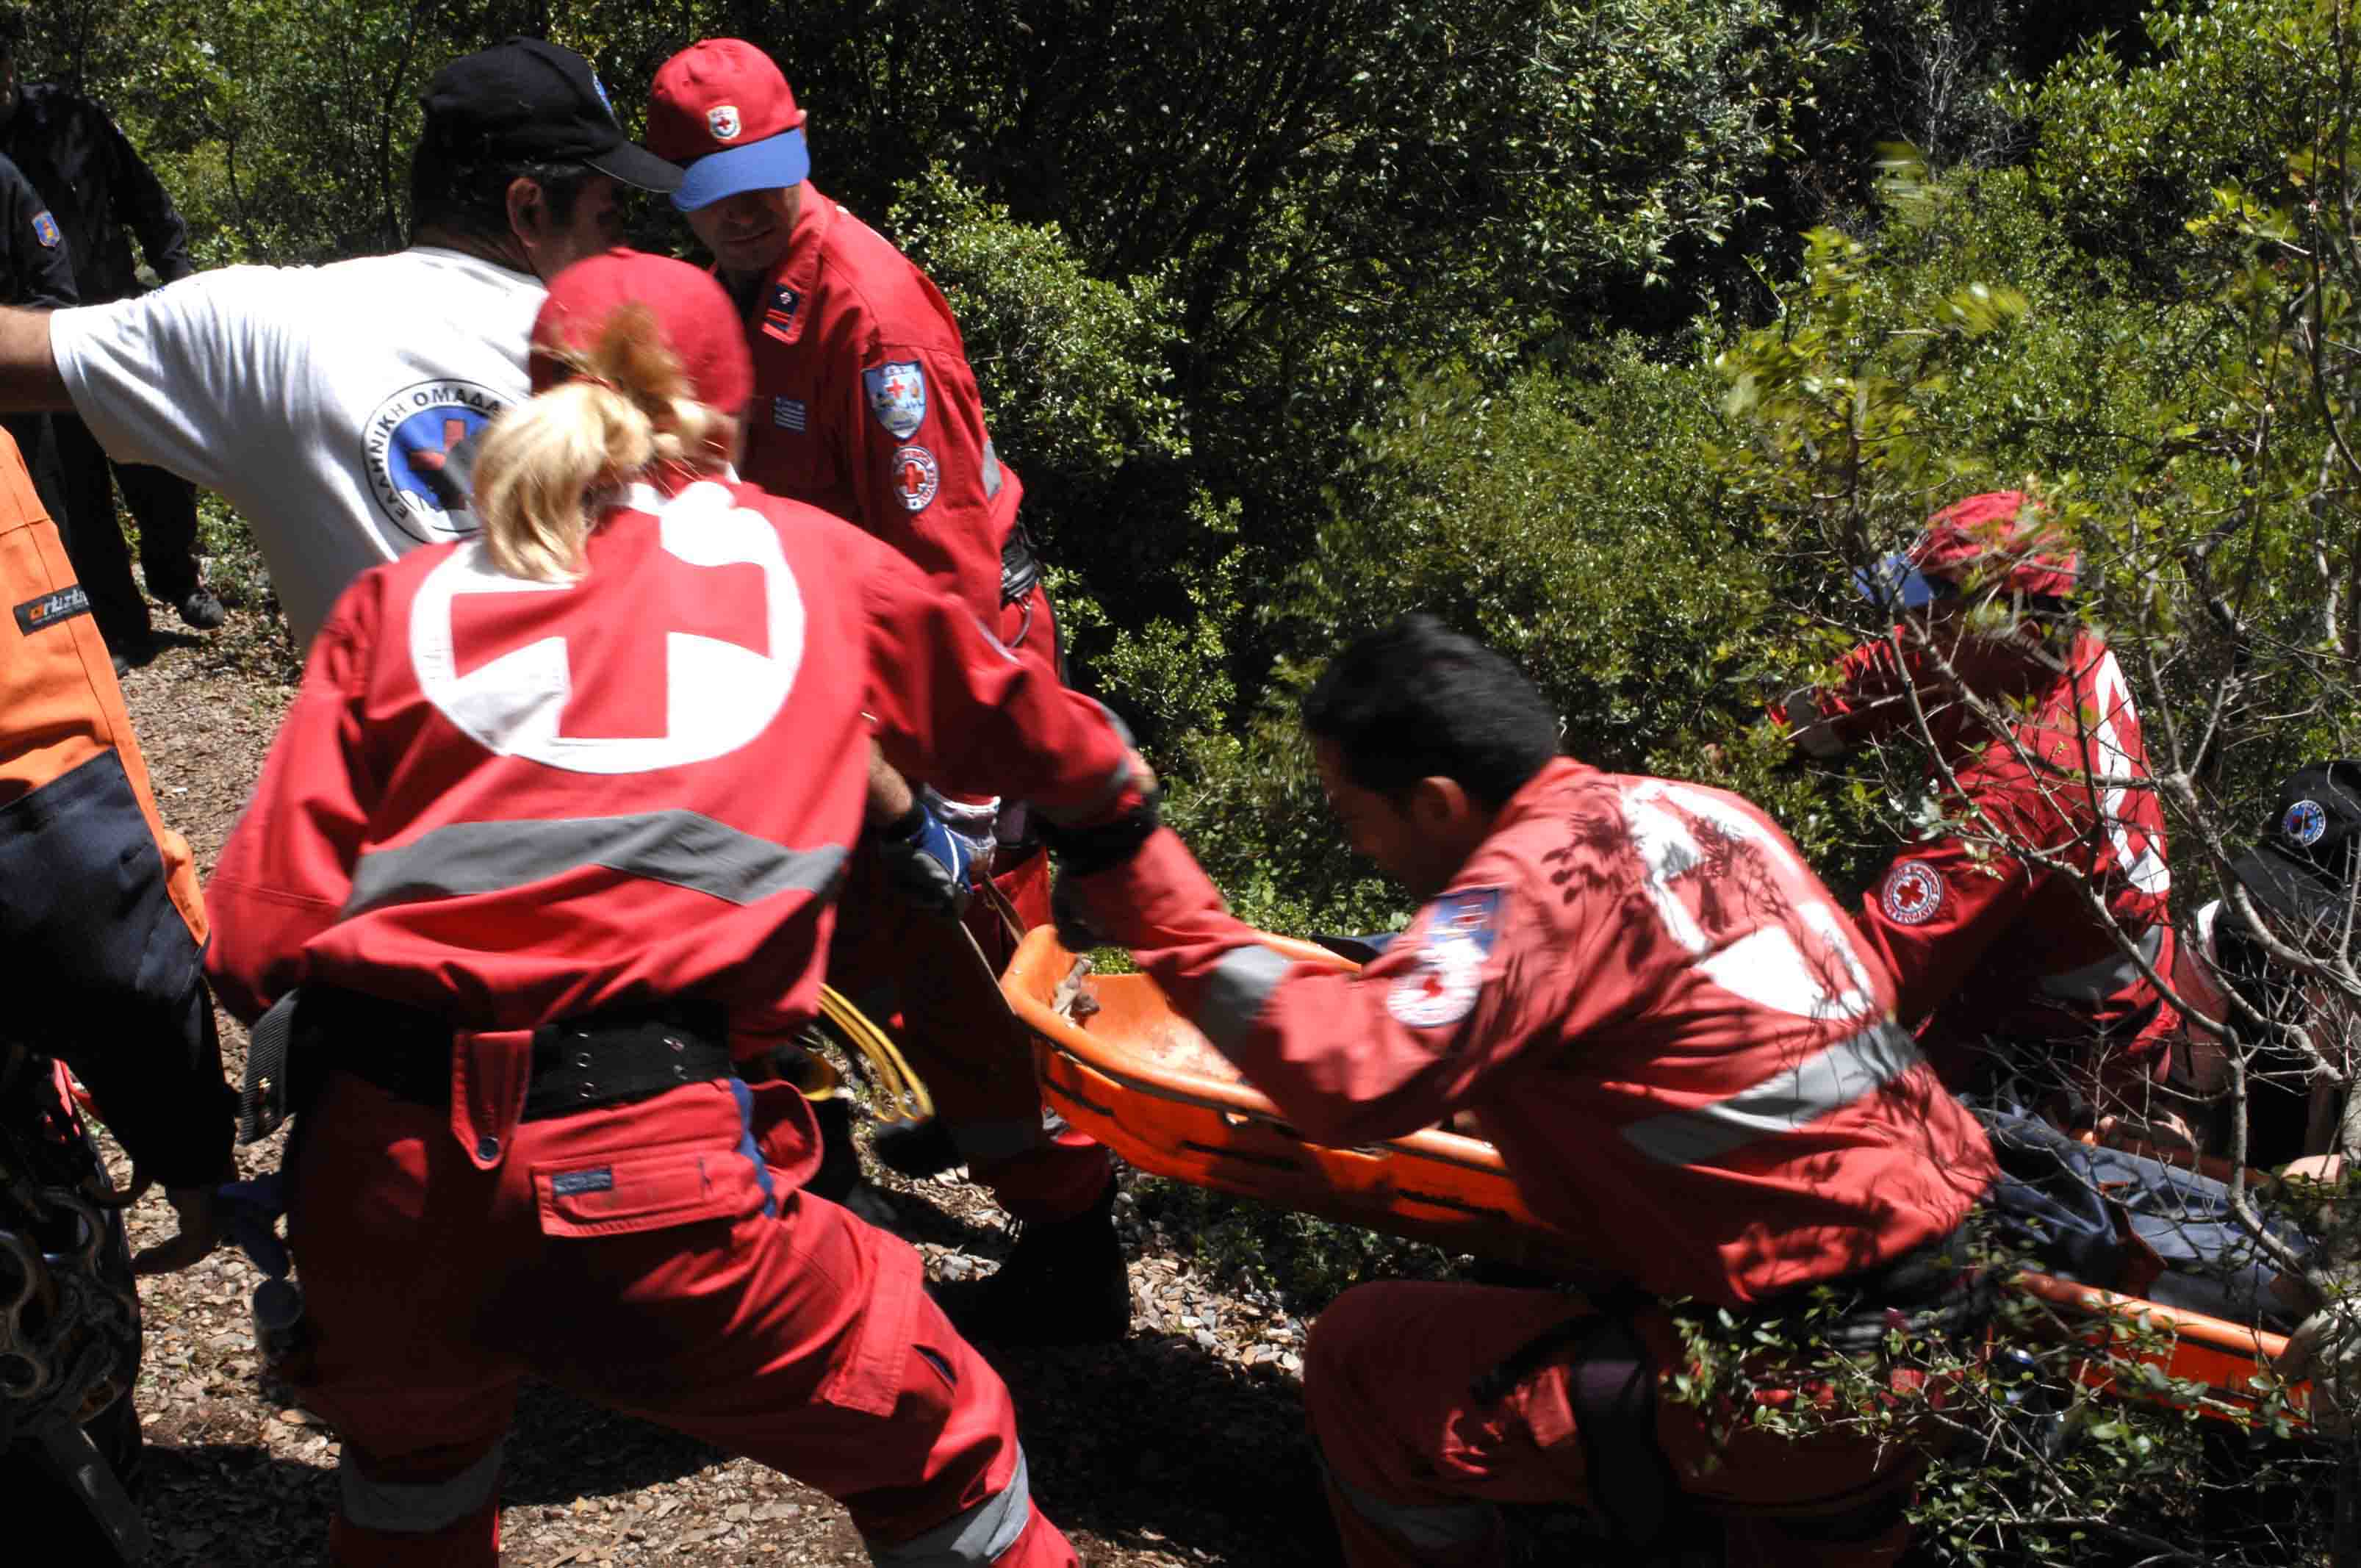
[0,36,678,654]
[0,7,218,665]
[2169,761,2361,1173]
[647,38,1124,1345]
[1782,492,2179,1121]
[0,137,71,561]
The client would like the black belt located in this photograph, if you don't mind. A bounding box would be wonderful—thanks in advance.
[307,987,733,1122]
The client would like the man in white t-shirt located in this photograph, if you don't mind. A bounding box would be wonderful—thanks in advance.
[0,37,680,650]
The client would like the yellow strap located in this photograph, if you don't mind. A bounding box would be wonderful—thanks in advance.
[814,985,936,1123]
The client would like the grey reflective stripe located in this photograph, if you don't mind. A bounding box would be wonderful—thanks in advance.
[2038,926,2166,1003]
[1326,1461,1499,1551]
[1620,1020,1926,1168]
[1198,945,1296,1058]
[345,813,847,916]
[869,1447,1033,1565]
[339,1440,503,1533]
[949,1118,1046,1165]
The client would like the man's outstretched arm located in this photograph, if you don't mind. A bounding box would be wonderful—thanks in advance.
[0,306,67,410]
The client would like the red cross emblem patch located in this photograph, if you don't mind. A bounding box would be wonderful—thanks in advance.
[1880,860,1946,926]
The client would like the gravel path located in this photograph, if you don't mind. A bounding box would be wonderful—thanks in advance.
[100,612,1364,1567]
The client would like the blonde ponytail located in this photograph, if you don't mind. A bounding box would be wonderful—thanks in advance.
[473,301,733,583]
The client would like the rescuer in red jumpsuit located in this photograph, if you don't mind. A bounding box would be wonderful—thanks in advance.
[1057,614,2001,1568]
[201,251,1156,1566]
[1781,492,2179,1114]
[644,39,1119,1343]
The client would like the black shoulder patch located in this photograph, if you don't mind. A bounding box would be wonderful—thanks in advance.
[15,584,91,635]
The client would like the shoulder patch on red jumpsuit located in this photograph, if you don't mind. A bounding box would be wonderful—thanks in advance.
[891,445,940,511]
[1385,886,1503,1029]
[864,361,927,439]
[1880,858,1946,925]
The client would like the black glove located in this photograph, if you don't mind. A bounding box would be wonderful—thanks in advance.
[1050,871,1110,951]
[1037,794,1160,879]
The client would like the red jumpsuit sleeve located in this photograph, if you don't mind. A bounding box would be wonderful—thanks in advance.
[856,537,1132,819]
[1804,634,1924,747]
[1070,828,1611,1147]
[1853,826,2040,1030]
[842,342,1007,627]
[203,580,381,1023]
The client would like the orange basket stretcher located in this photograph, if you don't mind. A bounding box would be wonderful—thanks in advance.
[999,925,2310,1428]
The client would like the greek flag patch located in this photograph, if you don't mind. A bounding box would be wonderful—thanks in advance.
[772,397,807,432]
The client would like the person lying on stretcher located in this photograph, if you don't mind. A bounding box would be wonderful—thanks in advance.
[1058,613,1999,1568]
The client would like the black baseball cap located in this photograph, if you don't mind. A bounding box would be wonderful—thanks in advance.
[420,38,682,194]
[2229,760,2361,932]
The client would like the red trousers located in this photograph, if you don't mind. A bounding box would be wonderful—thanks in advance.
[287,1071,1078,1567]
[1304,1282,1917,1568]
[832,837,1111,1224]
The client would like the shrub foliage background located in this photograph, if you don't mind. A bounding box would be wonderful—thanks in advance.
[26,0,2361,1558]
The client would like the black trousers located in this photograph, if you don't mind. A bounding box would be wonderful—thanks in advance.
[1,411,71,539]
[52,410,201,644]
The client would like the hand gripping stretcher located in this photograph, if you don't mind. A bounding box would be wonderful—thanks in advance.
[996,926,2315,1431]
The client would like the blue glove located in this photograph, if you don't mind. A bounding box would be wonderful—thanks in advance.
[878,799,974,918]
[214,1172,290,1279]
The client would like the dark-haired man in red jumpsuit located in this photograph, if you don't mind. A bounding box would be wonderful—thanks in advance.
[201,251,1153,1565]
[1060,614,1999,1568]
[647,39,1119,1343]
[1782,492,2179,1115]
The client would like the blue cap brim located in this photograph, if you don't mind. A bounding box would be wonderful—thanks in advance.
[1853,552,1936,610]
[669,126,810,212]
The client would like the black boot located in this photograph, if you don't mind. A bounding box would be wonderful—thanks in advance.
[802,1094,900,1229]
[872,1114,962,1179]
[930,1177,1131,1345]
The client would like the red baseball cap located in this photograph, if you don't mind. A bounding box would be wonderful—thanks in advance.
[1908,490,2079,600]
[528,249,754,417]
[646,40,811,213]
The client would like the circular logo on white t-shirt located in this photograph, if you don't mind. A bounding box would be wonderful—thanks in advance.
[408,483,805,774]
[364,379,511,544]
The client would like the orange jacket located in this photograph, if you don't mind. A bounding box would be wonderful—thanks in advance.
[0,430,203,935]
[1,425,227,1186]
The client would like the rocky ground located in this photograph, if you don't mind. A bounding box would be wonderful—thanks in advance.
[95,605,1401,1567]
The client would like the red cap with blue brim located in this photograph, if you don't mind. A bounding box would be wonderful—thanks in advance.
[647,39,811,212]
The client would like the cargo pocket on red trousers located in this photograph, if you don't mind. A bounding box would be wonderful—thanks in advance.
[815,1227,929,1418]
[531,1139,766,1240]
